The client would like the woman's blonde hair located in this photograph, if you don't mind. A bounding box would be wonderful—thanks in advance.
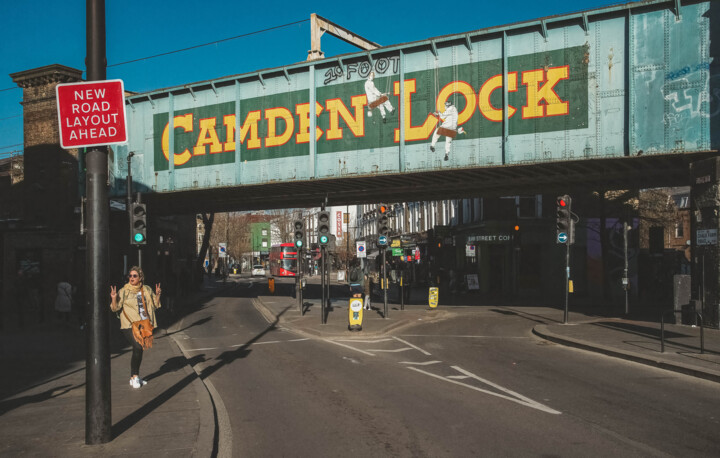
[129,266,144,283]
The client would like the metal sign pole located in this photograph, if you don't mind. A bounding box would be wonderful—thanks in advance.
[85,0,111,445]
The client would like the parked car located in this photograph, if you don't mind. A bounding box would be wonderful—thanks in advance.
[251,265,266,277]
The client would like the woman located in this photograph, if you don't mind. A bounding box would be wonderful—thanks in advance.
[110,266,161,389]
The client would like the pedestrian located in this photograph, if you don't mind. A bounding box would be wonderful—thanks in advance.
[54,278,73,324]
[109,266,162,389]
[363,271,373,311]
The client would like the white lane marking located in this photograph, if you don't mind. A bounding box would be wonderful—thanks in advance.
[367,347,414,353]
[183,347,219,352]
[324,339,376,356]
[407,366,561,415]
[399,334,530,339]
[392,336,432,356]
[399,360,442,366]
[447,375,472,380]
[234,338,309,346]
[451,366,557,410]
[335,338,394,344]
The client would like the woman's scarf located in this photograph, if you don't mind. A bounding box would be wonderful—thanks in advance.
[123,281,144,295]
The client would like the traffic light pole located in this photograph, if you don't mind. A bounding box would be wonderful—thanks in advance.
[136,192,142,269]
[564,241,570,324]
[321,245,326,324]
[383,248,388,318]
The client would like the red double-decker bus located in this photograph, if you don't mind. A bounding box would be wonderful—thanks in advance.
[269,243,298,277]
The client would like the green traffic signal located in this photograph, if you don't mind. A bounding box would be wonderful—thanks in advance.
[295,240,303,248]
[134,233,146,243]
[319,235,329,244]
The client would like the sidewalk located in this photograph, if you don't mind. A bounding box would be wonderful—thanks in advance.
[0,277,231,458]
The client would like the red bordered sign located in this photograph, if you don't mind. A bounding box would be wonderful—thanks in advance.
[56,79,127,149]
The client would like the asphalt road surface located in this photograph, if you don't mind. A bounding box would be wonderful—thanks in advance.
[173,278,720,457]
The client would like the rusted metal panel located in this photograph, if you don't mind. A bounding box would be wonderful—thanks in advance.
[112,0,716,198]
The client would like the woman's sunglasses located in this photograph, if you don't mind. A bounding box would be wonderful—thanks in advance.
[129,274,139,278]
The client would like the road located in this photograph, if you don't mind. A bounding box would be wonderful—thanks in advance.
[173,277,720,457]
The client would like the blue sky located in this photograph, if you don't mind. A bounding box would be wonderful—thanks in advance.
[0,0,627,157]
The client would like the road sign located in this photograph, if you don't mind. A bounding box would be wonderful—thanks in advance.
[356,241,366,258]
[218,243,227,258]
[56,79,127,149]
[378,235,388,245]
[557,232,568,243]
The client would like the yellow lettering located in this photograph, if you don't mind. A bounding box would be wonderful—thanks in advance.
[478,73,518,122]
[325,95,366,141]
[394,79,436,142]
[295,102,324,144]
[161,113,193,166]
[265,107,295,148]
[522,66,569,119]
[239,111,261,149]
[436,81,477,125]
[193,117,223,156]
[223,114,235,152]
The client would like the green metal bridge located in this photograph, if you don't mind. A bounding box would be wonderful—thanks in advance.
[112,0,718,214]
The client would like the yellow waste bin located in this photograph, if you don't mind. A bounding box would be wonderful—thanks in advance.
[348,297,364,331]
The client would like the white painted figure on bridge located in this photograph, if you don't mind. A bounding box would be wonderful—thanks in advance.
[430,100,464,161]
[365,72,394,122]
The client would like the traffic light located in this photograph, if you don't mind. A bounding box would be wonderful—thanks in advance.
[556,195,574,244]
[317,211,330,246]
[377,204,389,237]
[293,219,304,249]
[130,202,147,245]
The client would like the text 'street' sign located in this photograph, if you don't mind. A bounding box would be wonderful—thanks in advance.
[56,79,127,149]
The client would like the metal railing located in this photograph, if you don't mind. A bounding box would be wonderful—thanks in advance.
[660,310,704,354]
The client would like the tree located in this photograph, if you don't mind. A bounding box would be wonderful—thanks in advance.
[196,213,215,280]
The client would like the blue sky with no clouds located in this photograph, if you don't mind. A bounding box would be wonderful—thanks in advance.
[0,0,628,157]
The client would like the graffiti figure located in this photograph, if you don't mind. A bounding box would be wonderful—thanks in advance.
[365,72,394,122]
[430,100,463,161]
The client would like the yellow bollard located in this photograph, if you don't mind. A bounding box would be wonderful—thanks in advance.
[348,297,363,331]
[268,277,275,294]
[428,287,439,309]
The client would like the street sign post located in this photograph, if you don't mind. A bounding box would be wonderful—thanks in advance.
[56,79,127,149]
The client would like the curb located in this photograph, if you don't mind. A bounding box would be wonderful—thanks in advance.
[532,324,720,384]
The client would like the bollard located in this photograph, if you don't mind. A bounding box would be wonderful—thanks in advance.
[348,297,364,331]
[428,287,439,309]
[268,277,275,294]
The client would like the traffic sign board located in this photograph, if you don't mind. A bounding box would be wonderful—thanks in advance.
[557,232,568,243]
[356,241,366,258]
[378,235,388,245]
[56,79,127,149]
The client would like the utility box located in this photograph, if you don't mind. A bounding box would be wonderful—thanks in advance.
[673,275,691,324]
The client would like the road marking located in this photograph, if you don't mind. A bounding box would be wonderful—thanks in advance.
[393,336,432,355]
[324,339,376,356]
[407,366,561,415]
[237,338,309,346]
[183,347,219,351]
[399,360,442,366]
[335,338,394,344]
[367,347,414,353]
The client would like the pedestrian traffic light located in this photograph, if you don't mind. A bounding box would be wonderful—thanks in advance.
[317,211,330,246]
[556,195,574,244]
[130,202,147,245]
[293,219,304,249]
[377,204,389,237]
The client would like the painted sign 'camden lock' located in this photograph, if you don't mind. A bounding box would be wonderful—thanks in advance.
[152,46,587,171]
